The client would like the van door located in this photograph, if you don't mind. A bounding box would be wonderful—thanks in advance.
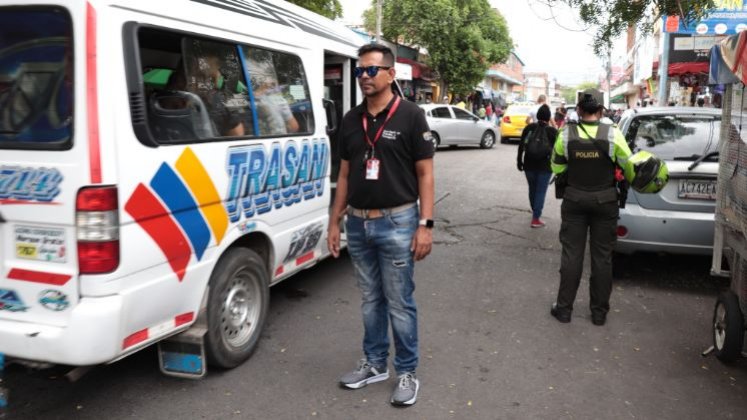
[324,54,356,187]
[0,5,85,327]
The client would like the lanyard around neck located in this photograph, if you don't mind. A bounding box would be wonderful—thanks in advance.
[362,96,402,149]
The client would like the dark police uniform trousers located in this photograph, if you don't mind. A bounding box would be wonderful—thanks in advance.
[556,123,619,318]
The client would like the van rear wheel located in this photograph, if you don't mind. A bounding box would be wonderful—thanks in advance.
[205,247,269,368]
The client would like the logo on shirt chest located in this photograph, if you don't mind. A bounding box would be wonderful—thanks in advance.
[381,130,400,140]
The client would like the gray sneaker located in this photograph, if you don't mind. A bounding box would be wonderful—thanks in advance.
[339,359,389,389]
[390,372,419,406]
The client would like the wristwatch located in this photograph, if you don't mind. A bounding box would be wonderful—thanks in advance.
[419,218,434,228]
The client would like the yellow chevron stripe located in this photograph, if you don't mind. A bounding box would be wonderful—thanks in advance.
[175,147,228,244]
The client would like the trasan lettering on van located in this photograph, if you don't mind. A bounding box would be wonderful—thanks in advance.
[225,139,328,222]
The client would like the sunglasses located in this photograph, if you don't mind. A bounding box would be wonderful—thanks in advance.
[354,65,391,78]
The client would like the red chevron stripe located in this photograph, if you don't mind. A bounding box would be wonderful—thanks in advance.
[124,184,191,281]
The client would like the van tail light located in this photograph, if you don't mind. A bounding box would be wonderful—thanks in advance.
[503,116,511,124]
[77,186,120,274]
[616,225,628,238]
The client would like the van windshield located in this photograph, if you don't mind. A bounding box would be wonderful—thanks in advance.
[0,7,73,149]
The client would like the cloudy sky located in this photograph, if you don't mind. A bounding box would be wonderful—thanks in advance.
[337,0,608,85]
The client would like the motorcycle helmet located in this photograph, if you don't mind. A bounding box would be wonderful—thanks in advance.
[628,151,668,193]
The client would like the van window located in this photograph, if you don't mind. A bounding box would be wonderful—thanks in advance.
[241,46,313,136]
[0,6,73,150]
[134,27,313,145]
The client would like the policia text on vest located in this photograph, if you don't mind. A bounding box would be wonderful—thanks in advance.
[552,122,632,208]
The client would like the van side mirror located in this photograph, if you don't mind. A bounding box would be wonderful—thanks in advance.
[323,99,338,136]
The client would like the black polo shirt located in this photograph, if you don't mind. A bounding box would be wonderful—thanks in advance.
[340,95,434,209]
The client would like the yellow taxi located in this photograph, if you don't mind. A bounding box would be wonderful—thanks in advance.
[499,102,534,143]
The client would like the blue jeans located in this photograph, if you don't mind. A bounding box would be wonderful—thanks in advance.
[525,170,552,219]
[345,205,419,375]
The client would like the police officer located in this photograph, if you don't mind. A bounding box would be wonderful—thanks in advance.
[549,90,633,326]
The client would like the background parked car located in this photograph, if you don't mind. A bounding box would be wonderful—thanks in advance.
[420,104,498,149]
[500,102,534,143]
[615,107,722,256]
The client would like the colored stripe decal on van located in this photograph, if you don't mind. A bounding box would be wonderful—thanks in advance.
[122,312,195,349]
[124,184,191,280]
[7,268,72,286]
[150,164,211,260]
[86,3,102,184]
[175,148,228,244]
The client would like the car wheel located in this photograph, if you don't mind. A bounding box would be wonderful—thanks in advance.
[480,131,495,149]
[431,131,441,150]
[713,290,744,363]
[205,247,269,368]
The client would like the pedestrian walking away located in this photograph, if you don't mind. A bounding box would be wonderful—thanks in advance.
[327,43,435,407]
[554,101,567,128]
[526,94,556,127]
[549,89,634,326]
[517,104,556,228]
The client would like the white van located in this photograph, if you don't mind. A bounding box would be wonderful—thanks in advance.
[0,0,364,377]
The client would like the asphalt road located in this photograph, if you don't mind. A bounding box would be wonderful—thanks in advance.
[5,141,747,420]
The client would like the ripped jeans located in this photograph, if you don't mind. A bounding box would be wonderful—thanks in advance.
[345,205,419,374]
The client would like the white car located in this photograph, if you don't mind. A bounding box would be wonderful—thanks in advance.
[420,104,499,149]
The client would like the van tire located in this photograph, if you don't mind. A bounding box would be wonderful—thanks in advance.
[712,290,744,363]
[205,247,269,369]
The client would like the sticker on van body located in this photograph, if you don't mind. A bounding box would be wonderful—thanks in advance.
[38,289,70,311]
[284,223,323,263]
[0,289,29,312]
[0,166,63,204]
[14,225,66,263]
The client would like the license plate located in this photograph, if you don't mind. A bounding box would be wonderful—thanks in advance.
[677,179,717,200]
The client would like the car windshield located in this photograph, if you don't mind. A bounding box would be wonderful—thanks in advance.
[0,6,73,149]
[625,115,720,161]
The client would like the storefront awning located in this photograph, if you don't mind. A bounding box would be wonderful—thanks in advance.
[485,69,523,85]
[653,61,710,76]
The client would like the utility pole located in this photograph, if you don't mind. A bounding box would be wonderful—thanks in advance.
[606,48,612,109]
[375,0,382,43]
[658,32,670,106]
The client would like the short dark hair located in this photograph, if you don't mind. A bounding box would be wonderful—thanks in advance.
[577,93,604,115]
[358,43,395,67]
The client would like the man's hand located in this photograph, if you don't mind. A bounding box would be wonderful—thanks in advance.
[517,161,524,172]
[411,226,433,261]
[327,222,341,258]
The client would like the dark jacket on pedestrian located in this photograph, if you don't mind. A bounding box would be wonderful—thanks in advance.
[517,105,556,172]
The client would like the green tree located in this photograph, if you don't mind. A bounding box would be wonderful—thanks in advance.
[363,0,513,96]
[549,0,716,55]
[286,0,342,19]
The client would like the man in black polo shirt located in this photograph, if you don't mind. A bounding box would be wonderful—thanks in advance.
[327,43,435,406]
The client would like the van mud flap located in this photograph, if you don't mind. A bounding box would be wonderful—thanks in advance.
[158,325,207,379]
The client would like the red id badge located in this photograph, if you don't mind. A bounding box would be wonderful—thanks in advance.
[365,158,380,180]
